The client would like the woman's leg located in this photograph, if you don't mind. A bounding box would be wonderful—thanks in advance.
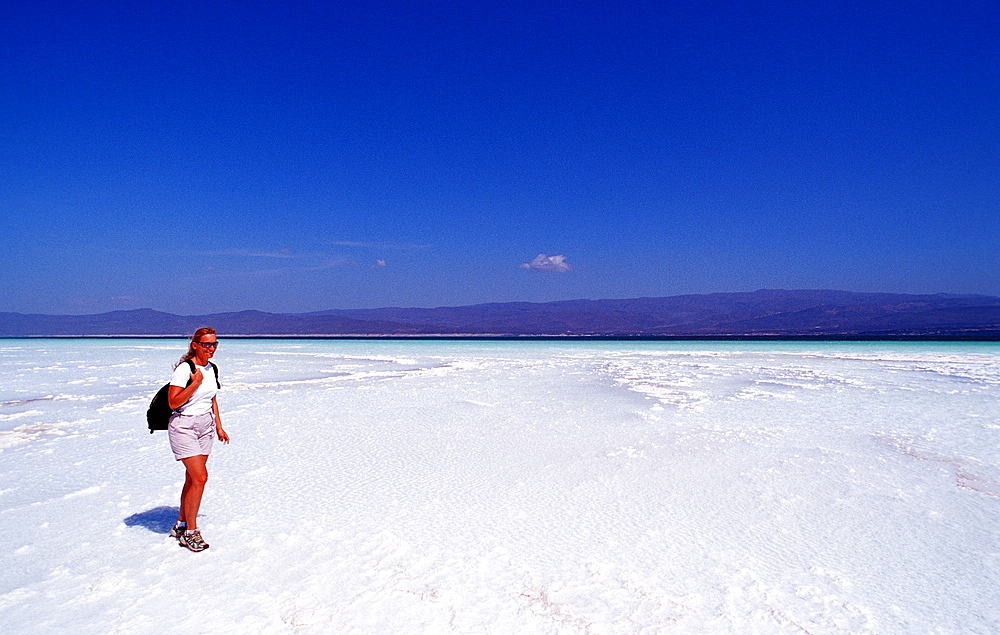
[178,470,191,524]
[179,454,209,531]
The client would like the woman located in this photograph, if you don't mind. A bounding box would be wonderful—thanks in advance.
[166,327,229,552]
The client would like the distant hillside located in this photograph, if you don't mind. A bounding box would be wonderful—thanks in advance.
[2,290,999,337]
[0,309,422,337]
[304,290,1000,337]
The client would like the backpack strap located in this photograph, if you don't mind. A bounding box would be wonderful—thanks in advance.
[173,360,220,414]
[186,359,220,389]
[208,362,221,389]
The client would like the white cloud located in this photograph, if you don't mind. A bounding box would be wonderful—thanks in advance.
[373,259,387,268]
[332,240,431,251]
[190,258,357,281]
[520,254,571,273]
[202,249,297,258]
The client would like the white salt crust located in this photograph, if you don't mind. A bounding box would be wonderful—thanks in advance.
[0,339,997,633]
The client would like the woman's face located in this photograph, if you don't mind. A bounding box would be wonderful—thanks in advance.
[193,334,218,361]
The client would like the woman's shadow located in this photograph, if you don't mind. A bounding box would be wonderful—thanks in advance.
[123,506,181,534]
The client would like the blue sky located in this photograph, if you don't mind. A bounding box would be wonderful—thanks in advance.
[2,1,996,315]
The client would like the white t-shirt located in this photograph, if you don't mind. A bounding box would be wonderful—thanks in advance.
[169,361,219,416]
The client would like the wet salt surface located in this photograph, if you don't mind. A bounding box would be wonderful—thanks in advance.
[0,339,998,633]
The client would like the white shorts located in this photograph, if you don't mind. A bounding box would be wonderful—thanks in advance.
[168,412,215,461]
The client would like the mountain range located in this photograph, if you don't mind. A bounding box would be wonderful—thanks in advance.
[2,290,999,338]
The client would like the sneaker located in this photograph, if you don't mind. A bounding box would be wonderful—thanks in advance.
[169,523,186,539]
[178,529,209,552]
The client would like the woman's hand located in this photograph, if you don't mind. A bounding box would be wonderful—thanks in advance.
[210,397,226,443]
[190,368,204,386]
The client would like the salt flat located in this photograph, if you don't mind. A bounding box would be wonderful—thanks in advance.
[0,339,998,633]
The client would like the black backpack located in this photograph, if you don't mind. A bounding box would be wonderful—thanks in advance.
[146,360,221,433]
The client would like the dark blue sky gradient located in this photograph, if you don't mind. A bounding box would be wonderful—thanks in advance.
[2,1,996,314]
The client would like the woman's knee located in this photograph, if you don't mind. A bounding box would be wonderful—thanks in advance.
[183,456,210,485]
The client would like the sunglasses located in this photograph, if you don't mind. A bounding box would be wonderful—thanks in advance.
[195,341,219,348]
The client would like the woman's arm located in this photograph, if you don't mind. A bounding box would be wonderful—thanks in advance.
[213,396,229,443]
[167,367,204,409]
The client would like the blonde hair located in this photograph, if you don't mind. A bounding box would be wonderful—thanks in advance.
[176,327,217,368]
